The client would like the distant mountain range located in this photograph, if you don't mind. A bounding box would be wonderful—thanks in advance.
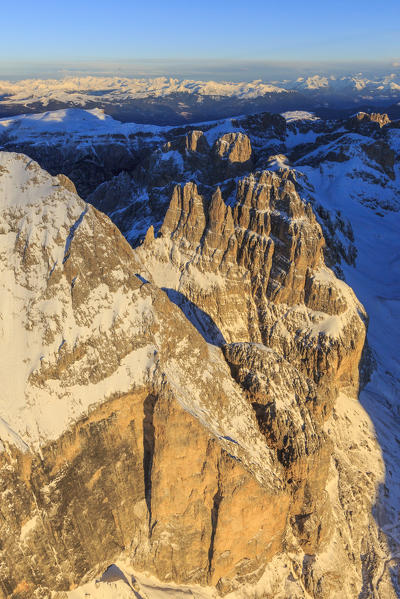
[1,73,400,124]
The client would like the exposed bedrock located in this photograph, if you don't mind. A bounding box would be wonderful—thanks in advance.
[0,154,393,598]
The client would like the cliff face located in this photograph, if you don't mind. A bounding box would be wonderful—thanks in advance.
[136,171,366,396]
[131,170,387,597]
[0,112,397,599]
[0,152,297,598]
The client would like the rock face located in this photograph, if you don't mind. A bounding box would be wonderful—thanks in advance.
[137,172,366,395]
[1,153,295,597]
[1,102,400,599]
[1,136,141,197]
[213,132,252,164]
[131,171,393,596]
[346,111,391,132]
[362,140,395,179]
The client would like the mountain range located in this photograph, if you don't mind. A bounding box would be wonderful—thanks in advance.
[0,104,399,598]
[1,72,400,124]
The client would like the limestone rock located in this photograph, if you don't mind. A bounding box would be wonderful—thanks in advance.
[362,140,395,179]
[0,153,291,597]
[347,111,391,131]
[213,132,252,164]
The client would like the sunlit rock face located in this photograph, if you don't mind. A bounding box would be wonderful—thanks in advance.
[0,104,399,599]
[345,111,391,133]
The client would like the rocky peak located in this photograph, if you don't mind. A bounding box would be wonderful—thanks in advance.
[346,111,391,133]
[185,129,209,152]
[162,129,209,155]
[213,132,252,164]
[358,111,391,127]
[233,171,324,305]
[160,181,206,244]
[158,170,325,307]
[138,169,366,397]
[132,164,373,594]
[202,187,236,258]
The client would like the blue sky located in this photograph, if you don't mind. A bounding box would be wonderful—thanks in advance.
[1,0,399,64]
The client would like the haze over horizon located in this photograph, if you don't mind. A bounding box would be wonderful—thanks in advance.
[0,59,399,84]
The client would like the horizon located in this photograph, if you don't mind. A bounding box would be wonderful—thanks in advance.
[1,59,400,83]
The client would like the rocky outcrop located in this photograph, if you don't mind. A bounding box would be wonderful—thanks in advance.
[346,111,391,132]
[213,132,252,163]
[138,171,366,394]
[211,132,253,180]
[223,341,333,554]
[362,140,395,179]
[164,129,210,154]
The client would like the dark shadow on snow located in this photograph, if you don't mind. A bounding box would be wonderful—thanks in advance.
[357,342,400,597]
[99,564,144,598]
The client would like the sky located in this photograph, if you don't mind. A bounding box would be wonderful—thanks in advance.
[1,0,399,73]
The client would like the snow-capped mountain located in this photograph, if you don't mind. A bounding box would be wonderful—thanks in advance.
[1,73,400,104]
[0,106,400,598]
[1,72,400,125]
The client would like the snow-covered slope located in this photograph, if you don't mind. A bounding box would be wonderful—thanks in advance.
[296,132,400,555]
[0,107,165,140]
[0,152,152,446]
[0,152,276,469]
